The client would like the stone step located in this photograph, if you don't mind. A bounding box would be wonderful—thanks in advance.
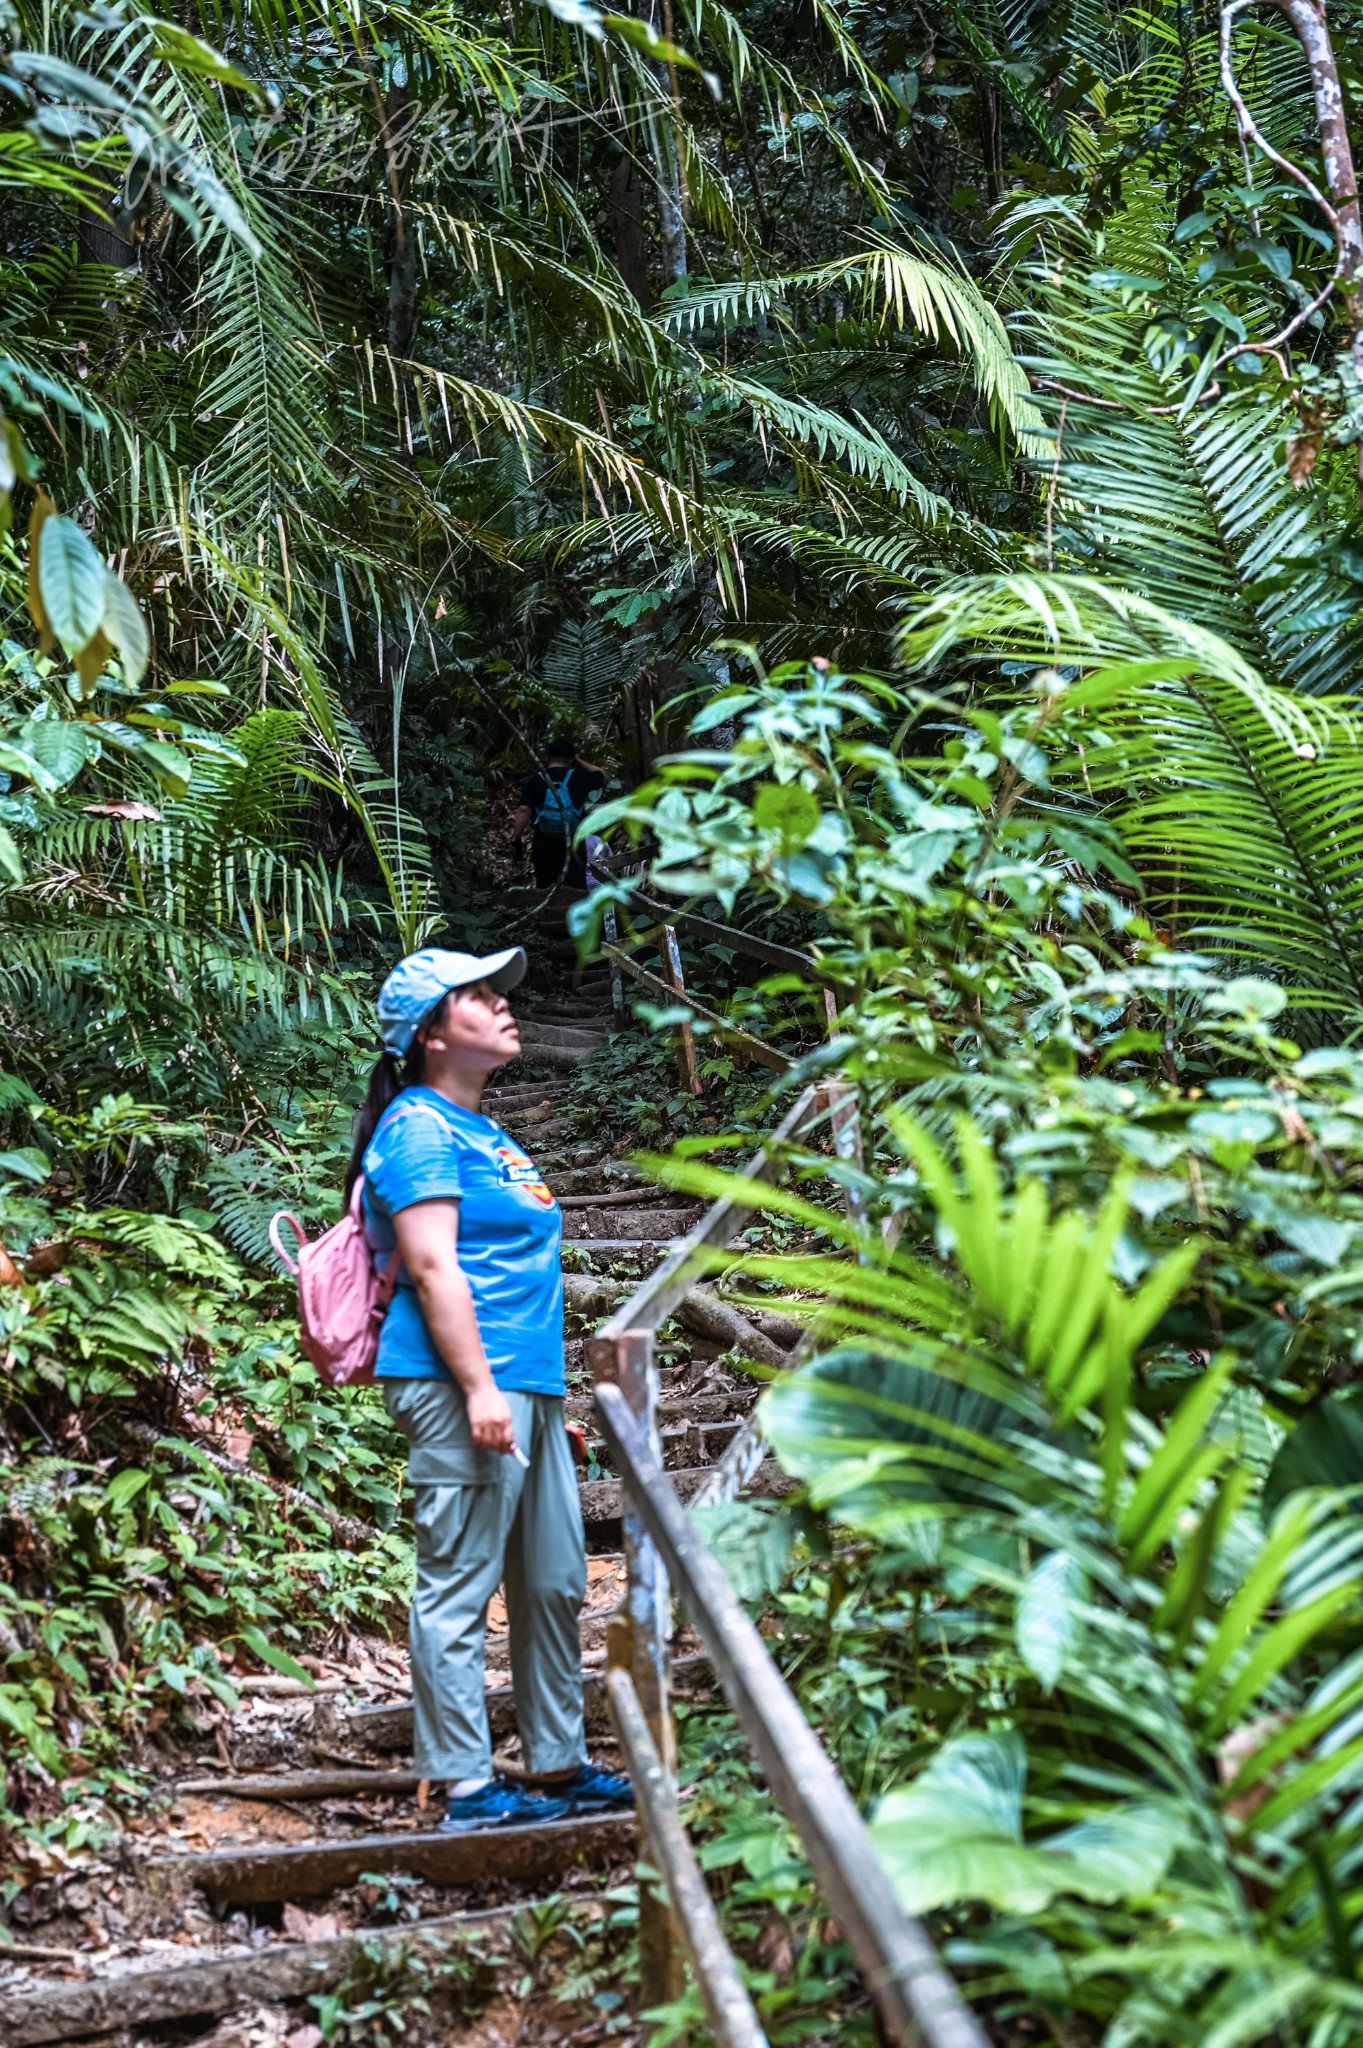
[562,1207,700,1241]
[519,1024,608,1051]
[562,1237,683,1267]
[486,1080,575,1103]
[555,1183,658,1210]
[503,1043,596,1071]
[583,1418,742,1472]
[545,1165,641,1195]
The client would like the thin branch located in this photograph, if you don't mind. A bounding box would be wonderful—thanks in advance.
[1045,398,1068,571]
[1211,266,1342,374]
[1034,376,1223,416]
[1218,0,1338,231]
[1035,377,1126,412]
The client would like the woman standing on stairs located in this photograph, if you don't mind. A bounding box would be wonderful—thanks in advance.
[346,946,634,1833]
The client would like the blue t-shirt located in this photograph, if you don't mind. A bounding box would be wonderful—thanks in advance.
[361,1089,564,1394]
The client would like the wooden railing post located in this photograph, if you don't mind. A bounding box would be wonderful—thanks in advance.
[604,904,625,1020]
[606,1668,769,2048]
[823,988,869,1239]
[597,1327,682,2014]
[659,924,704,1096]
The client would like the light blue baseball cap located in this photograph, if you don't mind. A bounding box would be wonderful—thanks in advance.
[377,946,527,1057]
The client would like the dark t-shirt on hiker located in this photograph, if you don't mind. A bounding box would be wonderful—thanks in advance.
[521,764,604,840]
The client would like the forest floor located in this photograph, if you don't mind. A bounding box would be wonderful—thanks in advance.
[0,897,811,2048]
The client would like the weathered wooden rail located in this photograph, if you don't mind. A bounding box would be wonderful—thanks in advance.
[586,938,987,2048]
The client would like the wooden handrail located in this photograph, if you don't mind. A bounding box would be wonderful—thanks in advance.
[624,891,820,980]
[601,943,793,1073]
[595,1381,988,2048]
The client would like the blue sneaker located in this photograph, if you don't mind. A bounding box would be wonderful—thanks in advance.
[554,1762,635,1814]
[439,1775,571,1833]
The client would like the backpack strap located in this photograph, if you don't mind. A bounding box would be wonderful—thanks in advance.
[269,1211,306,1278]
[361,1097,460,1305]
[352,1171,406,1310]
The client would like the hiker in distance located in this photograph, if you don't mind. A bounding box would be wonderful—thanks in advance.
[510,734,605,889]
[346,945,633,1831]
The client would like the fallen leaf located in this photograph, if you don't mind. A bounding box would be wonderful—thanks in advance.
[1286,433,1321,486]
[281,1903,340,1942]
[286,2028,325,2048]
[82,801,163,821]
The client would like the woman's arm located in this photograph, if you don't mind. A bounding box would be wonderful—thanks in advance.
[391,1199,515,1452]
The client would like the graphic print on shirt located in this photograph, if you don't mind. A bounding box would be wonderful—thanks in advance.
[495,1142,555,1208]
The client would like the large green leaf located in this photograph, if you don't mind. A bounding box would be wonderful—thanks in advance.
[869,1731,1177,1914]
[1264,1390,1363,1517]
[1016,1550,1088,1691]
[16,714,92,790]
[760,1346,1039,1529]
[692,1500,794,1602]
[37,515,107,658]
[99,570,150,687]
[0,821,21,884]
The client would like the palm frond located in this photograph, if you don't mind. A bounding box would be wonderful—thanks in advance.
[1020,269,1363,697]
[662,232,1045,453]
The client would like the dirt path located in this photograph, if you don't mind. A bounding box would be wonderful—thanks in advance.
[0,911,802,2048]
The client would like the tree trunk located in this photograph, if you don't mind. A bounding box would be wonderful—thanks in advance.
[77,178,135,268]
[1266,0,1363,346]
[384,75,418,358]
[976,80,1002,204]
[608,149,652,307]
[655,151,688,286]
[646,0,687,287]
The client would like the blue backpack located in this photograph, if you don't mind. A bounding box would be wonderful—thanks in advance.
[534,770,584,837]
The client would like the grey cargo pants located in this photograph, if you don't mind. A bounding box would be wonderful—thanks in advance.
[383,1379,588,1781]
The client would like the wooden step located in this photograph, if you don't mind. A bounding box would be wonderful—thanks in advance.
[0,1904,530,2048]
[345,1653,714,1754]
[582,1419,742,1472]
[174,1766,423,1801]
[544,1165,641,1194]
[579,1459,795,1544]
[518,1027,607,1052]
[566,1393,753,1429]
[563,1237,683,1263]
[504,1044,597,1070]
[562,1207,700,1241]
[486,1081,575,1104]
[143,1813,635,1905]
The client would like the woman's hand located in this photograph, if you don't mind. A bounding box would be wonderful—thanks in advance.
[394,1200,516,1449]
[466,1378,516,1453]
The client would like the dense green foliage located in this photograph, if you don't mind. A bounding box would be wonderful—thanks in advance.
[597,656,1363,2041]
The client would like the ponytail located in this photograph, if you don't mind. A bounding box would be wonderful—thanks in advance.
[344,1038,428,1201]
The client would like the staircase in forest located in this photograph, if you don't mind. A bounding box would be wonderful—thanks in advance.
[0,904,807,2048]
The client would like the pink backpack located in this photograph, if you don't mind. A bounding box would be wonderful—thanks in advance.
[269,1176,399,1388]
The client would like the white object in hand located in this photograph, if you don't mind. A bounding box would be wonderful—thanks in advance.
[510,1441,531,1470]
